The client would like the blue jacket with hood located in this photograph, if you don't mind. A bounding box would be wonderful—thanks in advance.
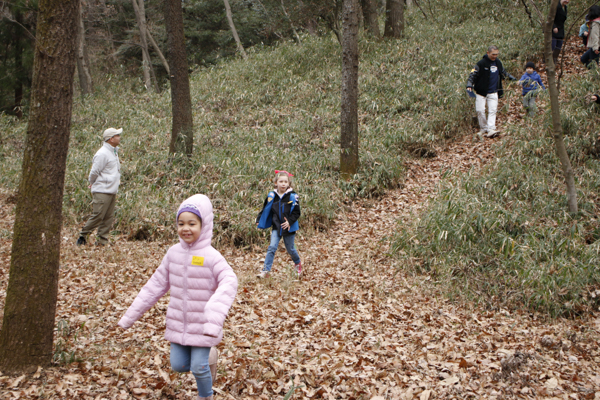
[256,188,300,237]
[519,71,545,96]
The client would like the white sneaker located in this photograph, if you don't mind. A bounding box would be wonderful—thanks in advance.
[257,271,269,279]
[485,129,498,138]
[476,130,486,141]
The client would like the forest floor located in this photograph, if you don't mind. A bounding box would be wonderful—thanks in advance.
[1,46,600,400]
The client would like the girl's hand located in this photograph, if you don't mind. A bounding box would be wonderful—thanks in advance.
[281,217,290,230]
[592,95,598,102]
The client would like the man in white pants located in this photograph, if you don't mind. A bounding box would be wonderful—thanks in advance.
[466,46,516,139]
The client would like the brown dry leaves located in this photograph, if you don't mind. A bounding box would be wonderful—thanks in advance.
[1,41,600,398]
[1,131,599,400]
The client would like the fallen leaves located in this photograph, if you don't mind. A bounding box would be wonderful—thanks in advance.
[0,59,600,399]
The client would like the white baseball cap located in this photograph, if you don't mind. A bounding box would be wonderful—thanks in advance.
[103,127,123,141]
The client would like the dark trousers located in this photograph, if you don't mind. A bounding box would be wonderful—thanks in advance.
[552,38,563,50]
[581,48,600,68]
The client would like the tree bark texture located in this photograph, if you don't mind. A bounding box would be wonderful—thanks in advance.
[384,0,404,38]
[132,0,159,92]
[223,0,248,59]
[543,0,577,213]
[340,0,359,179]
[360,0,380,38]
[76,0,93,95]
[0,0,78,373]
[164,0,194,156]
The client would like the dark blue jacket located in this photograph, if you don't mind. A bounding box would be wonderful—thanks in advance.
[519,71,545,96]
[466,54,516,98]
[256,189,300,236]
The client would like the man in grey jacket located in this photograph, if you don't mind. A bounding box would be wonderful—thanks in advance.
[77,128,122,246]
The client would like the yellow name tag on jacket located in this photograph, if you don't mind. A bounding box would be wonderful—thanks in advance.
[192,256,204,266]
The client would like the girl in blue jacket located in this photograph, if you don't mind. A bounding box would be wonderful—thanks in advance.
[256,170,301,278]
[518,62,546,117]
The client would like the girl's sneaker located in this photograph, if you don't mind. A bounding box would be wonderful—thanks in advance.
[257,270,269,279]
[294,263,302,276]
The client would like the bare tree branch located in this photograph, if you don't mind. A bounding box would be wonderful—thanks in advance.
[412,0,428,19]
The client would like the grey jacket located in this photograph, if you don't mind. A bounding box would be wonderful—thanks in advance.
[89,142,121,194]
[588,21,600,51]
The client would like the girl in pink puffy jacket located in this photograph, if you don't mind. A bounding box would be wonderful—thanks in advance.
[118,194,238,400]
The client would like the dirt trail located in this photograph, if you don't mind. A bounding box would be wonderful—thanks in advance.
[1,44,599,399]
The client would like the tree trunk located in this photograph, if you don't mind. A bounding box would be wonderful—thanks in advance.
[281,0,302,44]
[165,0,194,156]
[340,0,359,179]
[13,11,24,119]
[384,0,403,38]
[223,0,248,59]
[132,0,158,91]
[361,0,380,38]
[76,0,93,95]
[0,0,78,374]
[146,29,170,75]
[544,0,577,213]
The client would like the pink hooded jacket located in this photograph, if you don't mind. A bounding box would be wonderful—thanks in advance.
[118,194,238,347]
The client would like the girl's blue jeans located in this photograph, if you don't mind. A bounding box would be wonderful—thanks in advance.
[263,230,300,272]
[170,343,212,397]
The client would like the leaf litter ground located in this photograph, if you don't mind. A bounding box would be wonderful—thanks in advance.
[1,46,600,400]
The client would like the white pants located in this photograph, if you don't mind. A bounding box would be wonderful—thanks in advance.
[475,92,498,132]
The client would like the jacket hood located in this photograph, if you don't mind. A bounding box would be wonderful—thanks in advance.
[176,194,214,249]
[275,187,294,197]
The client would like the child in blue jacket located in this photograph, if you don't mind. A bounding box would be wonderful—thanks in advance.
[580,21,590,47]
[256,170,301,278]
[518,62,546,117]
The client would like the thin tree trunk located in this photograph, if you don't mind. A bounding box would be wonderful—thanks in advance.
[13,11,23,119]
[223,0,248,59]
[99,0,117,61]
[165,0,194,156]
[281,0,301,44]
[384,0,403,38]
[76,0,93,95]
[146,29,170,75]
[544,0,577,213]
[139,0,160,93]
[360,0,380,37]
[340,0,359,179]
[131,0,156,91]
[0,0,78,374]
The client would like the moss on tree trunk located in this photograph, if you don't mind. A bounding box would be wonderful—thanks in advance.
[0,0,78,373]
[340,0,359,179]
[165,0,194,157]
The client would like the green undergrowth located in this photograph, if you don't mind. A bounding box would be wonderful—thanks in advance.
[392,68,600,317]
[0,0,549,247]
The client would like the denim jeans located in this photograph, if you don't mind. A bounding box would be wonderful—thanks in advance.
[170,343,212,397]
[263,230,300,272]
[475,92,498,132]
[552,38,563,50]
